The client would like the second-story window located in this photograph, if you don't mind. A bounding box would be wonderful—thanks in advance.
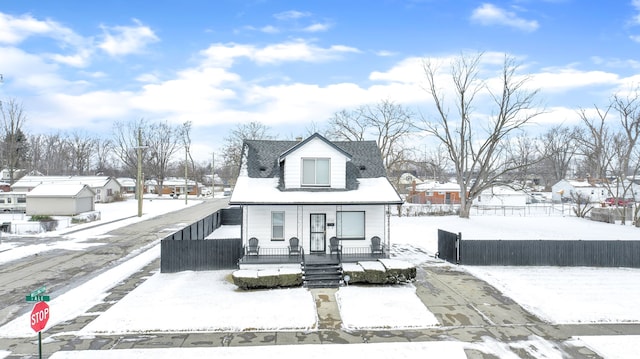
[302,158,330,186]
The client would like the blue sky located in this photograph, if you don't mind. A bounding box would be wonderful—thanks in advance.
[1,0,640,162]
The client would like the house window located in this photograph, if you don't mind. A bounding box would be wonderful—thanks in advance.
[107,188,113,196]
[271,212,285,241]
[302,158,330,186]
[336,211,365,240]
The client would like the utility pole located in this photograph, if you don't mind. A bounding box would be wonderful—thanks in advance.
[211,153,216,198]
[137,127,143,217]
[184,145,188,205]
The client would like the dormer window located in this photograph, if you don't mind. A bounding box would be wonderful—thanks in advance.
[302,158,330,186]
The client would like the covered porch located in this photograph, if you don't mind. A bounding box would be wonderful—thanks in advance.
[237,245,389,266]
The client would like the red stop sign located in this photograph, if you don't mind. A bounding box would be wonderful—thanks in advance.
[30,301,50,332]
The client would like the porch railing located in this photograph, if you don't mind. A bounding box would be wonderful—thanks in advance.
[239,246,305,265]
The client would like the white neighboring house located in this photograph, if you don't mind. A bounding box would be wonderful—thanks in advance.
[551,179,606,203]
[26,184,95,216]
[473,186,528,206]
[229,133,403,264]
[11,176,121,203]
[116,177,136,194]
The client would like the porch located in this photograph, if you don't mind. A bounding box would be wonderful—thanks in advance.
[238,246,389,266]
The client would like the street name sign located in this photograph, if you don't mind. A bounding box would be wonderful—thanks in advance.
[26,295,50,302]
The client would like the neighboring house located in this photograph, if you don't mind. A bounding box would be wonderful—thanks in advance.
[11,176,122,203]
[229,133,403,266]
[117,177,137,194]
[551,179,606,203]
[0,168,26,182]
[473,186,528,206]
[26,184,95,216]
[153,178,199,197]
[407,181,462,205]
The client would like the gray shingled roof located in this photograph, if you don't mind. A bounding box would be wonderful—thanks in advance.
[242,137,388,191]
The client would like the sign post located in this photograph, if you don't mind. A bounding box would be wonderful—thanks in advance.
[27,287,50,359]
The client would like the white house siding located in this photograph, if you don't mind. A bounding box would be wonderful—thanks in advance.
[242,204,386,253]
[282,137,347,189]
[551,180,606,203]
[93,178,122,203]
[27,196,94,216]
[26,185,96,216]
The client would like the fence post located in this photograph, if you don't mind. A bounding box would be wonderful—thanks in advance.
[456,232,462,264]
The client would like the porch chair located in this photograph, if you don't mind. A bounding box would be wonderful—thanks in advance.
[288,237,302,256]
[329,236,342,257]
[370,236,384,256]
[246,237,260,255]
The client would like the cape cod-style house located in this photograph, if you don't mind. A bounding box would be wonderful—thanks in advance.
[229,133,403,270]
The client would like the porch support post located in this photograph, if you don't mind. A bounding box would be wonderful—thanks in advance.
[386,205,391,255]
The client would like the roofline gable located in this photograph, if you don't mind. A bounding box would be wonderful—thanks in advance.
[277,133,352,162]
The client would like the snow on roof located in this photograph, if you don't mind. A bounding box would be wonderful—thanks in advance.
[26,183,95,197]
[230,177,403,205]
[13,175,115,188]
[415,181,460,192]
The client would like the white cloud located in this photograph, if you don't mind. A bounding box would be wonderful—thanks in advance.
[0,12,78,44]
[273,10,310,21]
[200,39,360,67]
[527,68,620,92]
[303,23,331,32]
[260,25,280,34]
[98,19,159,56]
[470,3,539,32]
[0,12,92,67]
[633,0,640,24]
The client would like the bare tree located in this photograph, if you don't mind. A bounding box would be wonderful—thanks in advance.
[538,125,579,185]
[0,99,29,184]
[221,121,273,185]
[415,143,450,182]
[328,99,415,177]
[67,131,97,175]
[112,119,150,179]
[94,138,116,175]
[575,106,611,181]
[147,121,181,196]
[576,89,640,225]
[418,53,543,218]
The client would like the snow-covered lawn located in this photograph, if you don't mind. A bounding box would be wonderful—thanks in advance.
[3,201,640,358]
[463,265,640,324]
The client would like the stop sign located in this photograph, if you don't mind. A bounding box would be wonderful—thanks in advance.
[30,301,50,332]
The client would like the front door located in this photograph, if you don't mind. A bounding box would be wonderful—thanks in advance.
[310,213,326,253]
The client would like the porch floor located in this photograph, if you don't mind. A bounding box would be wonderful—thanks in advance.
[238,252,388,266]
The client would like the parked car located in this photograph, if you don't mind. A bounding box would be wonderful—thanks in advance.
[603,197,634,206]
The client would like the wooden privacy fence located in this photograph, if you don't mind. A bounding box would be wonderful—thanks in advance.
[437,229,640,268]
[160,207,243,273]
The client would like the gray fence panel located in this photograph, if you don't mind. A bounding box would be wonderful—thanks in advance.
[160,207,244,272]
[458,239,640,268]
[160,238,243,272]
[437,229,459,263]
[221,207,242,225]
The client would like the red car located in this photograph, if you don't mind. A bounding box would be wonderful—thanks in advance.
[604,197,634,206]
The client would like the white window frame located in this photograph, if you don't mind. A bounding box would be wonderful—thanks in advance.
[271,211,285,241]
[301,158,330,186]
[336,211,365,240]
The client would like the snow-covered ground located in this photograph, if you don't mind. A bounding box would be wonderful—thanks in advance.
[1,201,640,358]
